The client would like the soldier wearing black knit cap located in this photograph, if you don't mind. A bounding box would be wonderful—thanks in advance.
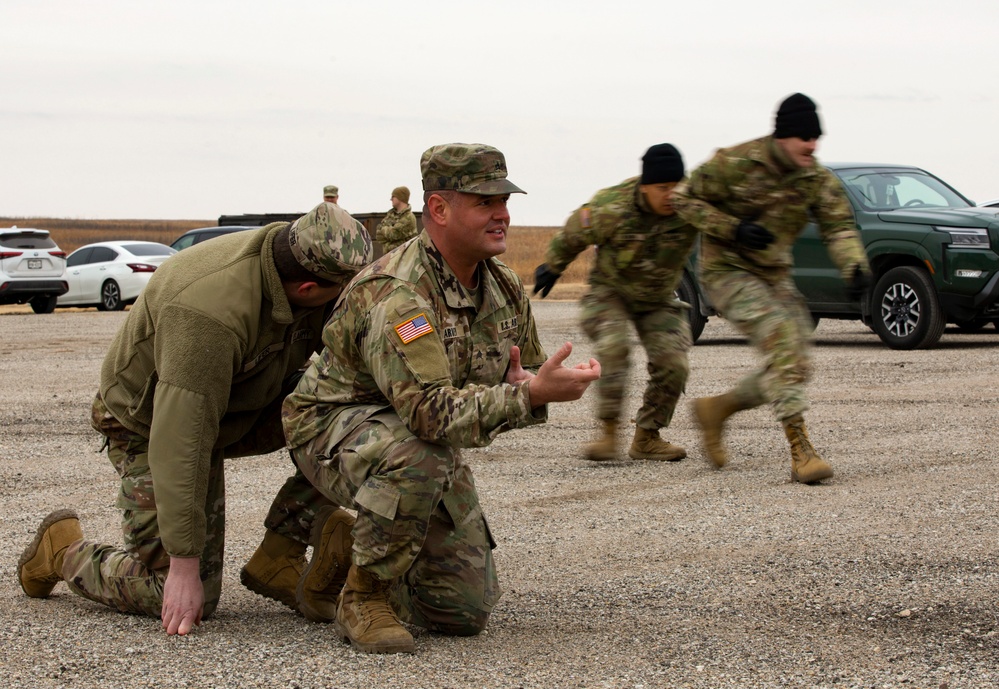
[533,143,700,462]
[672,93,872,485]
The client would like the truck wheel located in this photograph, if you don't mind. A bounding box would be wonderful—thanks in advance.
[676,272,707,343]
[98,280,124,311]
[29,295,58,314]
[871,266,944,349]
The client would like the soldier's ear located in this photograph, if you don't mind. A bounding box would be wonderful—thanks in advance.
[426,193,449,224]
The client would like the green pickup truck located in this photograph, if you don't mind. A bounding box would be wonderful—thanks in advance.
[679,162,999,349]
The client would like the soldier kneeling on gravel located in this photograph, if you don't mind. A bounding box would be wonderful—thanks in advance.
[282,143,600,654]
[18,202,372,635]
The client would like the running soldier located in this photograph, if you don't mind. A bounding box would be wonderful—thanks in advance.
[533,144,698,462]
[672,93,872,483]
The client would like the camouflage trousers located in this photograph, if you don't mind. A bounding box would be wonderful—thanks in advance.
[61,393,331,619]
[580,284,691,429]
[700,270,815,420]
[291,410,500,636]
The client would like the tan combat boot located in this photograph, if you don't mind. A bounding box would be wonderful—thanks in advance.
[296,506,355,623]
[583,420,618,462]
[335,565,415,654]
[628,426,686,461]
[18,509,83,598]
[240,529,307,612]
[782,414,834,484]
[692,392,746,468]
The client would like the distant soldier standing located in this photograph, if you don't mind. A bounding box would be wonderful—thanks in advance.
[533,144,698,462]
[375,186,418,252]
[323,185,340,204]
[672,93,872,483]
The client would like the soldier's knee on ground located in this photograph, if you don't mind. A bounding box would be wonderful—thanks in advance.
[416,602,490,637]
[430,612,490,637]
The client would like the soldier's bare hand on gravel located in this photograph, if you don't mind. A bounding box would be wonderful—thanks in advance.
[161,556,204,636]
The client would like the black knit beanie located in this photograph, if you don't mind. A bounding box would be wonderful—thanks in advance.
[640,143,685,184]
[774,93,823,140]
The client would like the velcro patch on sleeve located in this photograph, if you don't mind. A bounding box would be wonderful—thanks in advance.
[394,312,434,344]
[579,206,592,229]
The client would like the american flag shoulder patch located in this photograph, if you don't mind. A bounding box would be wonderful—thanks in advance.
[395,313,434,344]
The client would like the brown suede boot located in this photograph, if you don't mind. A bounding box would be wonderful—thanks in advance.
[782,414,834,484]
[240,530,307,612]
[335,565,415,654]
[18,509,83,598]
[628,426,686,461]
[296,506,355,623]
[692,392,747,468]
[583,420,618,462]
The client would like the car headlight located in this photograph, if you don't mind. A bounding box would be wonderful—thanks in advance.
[935,226,990,247]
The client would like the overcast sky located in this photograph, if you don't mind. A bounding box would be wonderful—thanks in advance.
[3,1,998,226]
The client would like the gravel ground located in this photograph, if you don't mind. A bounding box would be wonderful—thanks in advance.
[1,301,997,688]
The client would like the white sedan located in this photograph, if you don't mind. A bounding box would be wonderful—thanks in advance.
[57,241,176,311]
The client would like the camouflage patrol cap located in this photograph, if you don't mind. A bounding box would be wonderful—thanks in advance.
[421,143,526,195]
[323,185,339,198]
[288,202,372,282]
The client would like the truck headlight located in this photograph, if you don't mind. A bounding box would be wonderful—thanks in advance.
[935,226,989,247]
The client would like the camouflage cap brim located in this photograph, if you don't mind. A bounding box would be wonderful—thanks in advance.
[458,178,526,196]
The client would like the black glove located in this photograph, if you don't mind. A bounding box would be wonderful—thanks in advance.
[734,221,775,251]
[846,266,872,301]
[532,264,561,298]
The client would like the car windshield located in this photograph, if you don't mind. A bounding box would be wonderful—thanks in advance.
[835,168,972,211]
[122,243,175,256]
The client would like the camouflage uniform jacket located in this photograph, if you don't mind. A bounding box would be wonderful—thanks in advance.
[375,206,419,252]
[671,136,869,282]
[544,176,699,306]
[99,225,330,558]
[283,230,548,459]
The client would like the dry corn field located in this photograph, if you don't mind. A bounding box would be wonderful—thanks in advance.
[0,216,593,291]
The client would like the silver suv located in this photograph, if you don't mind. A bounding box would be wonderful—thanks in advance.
[0,227,68,313]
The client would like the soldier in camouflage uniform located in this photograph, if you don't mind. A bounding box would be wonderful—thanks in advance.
[17,202,372,636]
[283,143,600,654]
[323,184,339,204]
[672,93,872,484]
[533,144,698,462]
[375,186,419,252]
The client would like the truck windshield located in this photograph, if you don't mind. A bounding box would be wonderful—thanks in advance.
[835,168,972,211]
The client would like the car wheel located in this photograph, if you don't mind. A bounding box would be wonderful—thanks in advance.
[29,295,58,314]
[98,280,124,311]
[871,266,944,349]
[676,271,707,343]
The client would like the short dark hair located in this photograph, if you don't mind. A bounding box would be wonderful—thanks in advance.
[422,189,459,214]
[272,226,337,287]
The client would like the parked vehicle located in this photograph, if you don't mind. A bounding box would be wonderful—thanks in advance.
[979,199,999,209]
[683,163,999,349]
[170,225,256,251]
[0,227,68,313]
[57,241,176,311]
